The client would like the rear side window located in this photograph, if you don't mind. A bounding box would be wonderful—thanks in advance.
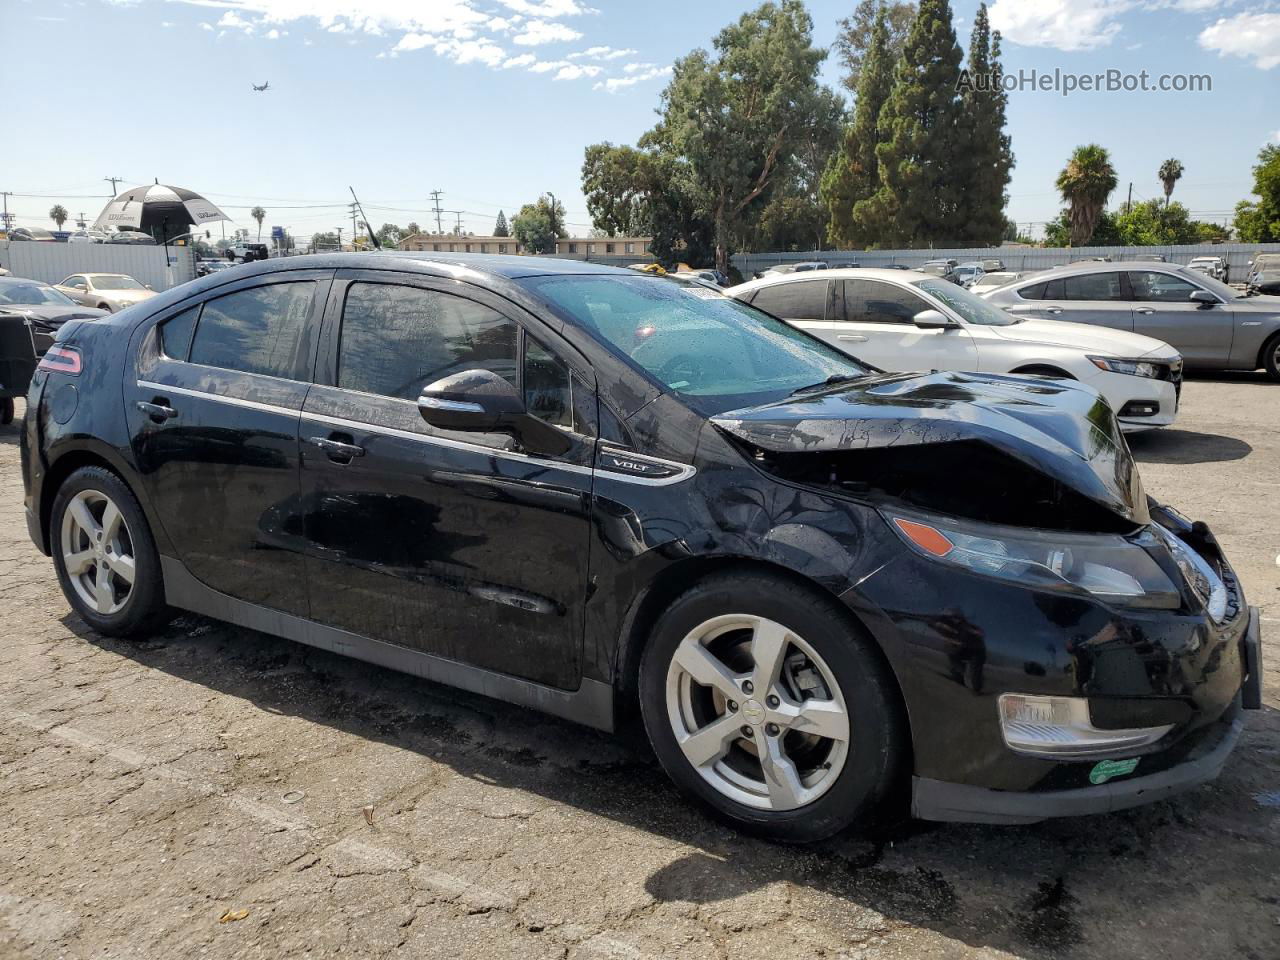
[1063,272,1125,301]
[189,282,315,379]
[158,306,200,360]
[338,283,518,401]
[749,280,830,321]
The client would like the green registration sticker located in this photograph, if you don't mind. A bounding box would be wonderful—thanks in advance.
[1089,758,1139,785]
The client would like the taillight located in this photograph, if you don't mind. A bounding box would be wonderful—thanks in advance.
[37,345,82,375]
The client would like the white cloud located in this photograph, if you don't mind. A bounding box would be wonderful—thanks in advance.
[569,45,634,61]
[513,19,581,45]
[499,0,595,15]
[595,63,671,93]
[1198,13,1280,70]
[217,10,257,33]
[1272,130,1280,143]
[528,59,571,73]
[989,0,1131,51]
[160,20,174,27]
[502,53,537,68]
[554,63,601,80]
[199,21,213,31]
[393,32,437,52]
[435,37,507,66]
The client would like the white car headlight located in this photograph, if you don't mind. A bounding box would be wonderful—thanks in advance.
[1088,356,1166,379]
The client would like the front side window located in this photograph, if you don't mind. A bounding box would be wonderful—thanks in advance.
[1127,271,1198,303]
[189,281,315,379]
[338,283,517,401]
[1063,272,1125,301]
[525,275,869,415]
[525,338,575,430]
[63,276,86,289]
[912,277,1019,326]
[846,279,932,324]
[749,280,830,321]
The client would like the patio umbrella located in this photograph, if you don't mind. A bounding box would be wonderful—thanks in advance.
[93,182,231,237]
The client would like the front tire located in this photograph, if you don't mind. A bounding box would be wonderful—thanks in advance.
[50,467,170,638]
[0,397,13,425]
[638,572,905,843]
[1261,333,1280,382]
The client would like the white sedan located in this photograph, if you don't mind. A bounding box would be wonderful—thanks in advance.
[53,273,157,313]
[728,268,1182,432]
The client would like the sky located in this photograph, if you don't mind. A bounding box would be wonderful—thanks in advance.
[2,0,1278,245]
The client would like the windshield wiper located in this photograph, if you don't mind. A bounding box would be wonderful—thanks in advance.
[789,373,868,396]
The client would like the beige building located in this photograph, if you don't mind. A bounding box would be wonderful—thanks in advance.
[554,237,652,258]
[399,234,523,255]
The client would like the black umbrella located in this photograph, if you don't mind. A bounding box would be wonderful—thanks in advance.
[93,182,231,239]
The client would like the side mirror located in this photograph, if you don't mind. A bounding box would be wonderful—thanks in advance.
[913,309,956,330]
[1189,290,1217,307]
[418,369,571,456]
[144,284,153,290]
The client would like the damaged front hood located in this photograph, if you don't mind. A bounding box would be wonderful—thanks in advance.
[712,370,1147,524]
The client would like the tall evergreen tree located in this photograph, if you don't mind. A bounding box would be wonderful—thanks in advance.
[856,0,966,245]
[821,4,894,247]
[493,210,510,237]
[833,0,915,93]
[956,4,1013,242]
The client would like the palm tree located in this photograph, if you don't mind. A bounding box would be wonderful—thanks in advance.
[250,206,266,241]
[49,204,69,232]
[1056,145,1118,246]
[1158,158,1184,206]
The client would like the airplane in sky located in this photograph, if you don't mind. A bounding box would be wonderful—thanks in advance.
[251,81,270,92]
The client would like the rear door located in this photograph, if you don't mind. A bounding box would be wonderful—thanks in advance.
[1058,271,1134,332]
[1127,270,1233,365]
[125,270,332,616]
[840,278,978,372]
[296,270,597,690]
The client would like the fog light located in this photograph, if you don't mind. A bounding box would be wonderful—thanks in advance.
[997,694,1173,759]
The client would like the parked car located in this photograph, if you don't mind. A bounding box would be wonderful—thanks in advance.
[0,277,106,422]
[981,258,1006,272]
[19,253,1261,839]
[954,262,986,288]
[1132,254,1168,263]
[984,261,1280,380]
[8,227,56,242]
[1247,254,1280,295]
[1187,256,1227,283]
[1072,256,1112,263]
[54,274,157,313]
[729,269,1183,432]
[107,231,157,245]
[230,242,270,262]
[675,268,729,287]
[920,259,962,284]
[68,229,109,244]
[970,270,1037,295]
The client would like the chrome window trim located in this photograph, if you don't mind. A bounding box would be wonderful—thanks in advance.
[137,380,696,486]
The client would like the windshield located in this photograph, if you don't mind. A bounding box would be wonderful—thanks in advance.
[0,282,74,306]
[913,277,1020,326]
[525,274,871,414]
[91,275,145,290]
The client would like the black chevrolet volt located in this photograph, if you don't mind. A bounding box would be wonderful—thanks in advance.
[20,253,1261,841]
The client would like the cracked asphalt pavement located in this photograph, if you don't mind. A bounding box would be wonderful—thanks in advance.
[1,375,1277,960]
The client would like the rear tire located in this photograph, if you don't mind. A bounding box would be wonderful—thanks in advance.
[638,571,905,843]
[1261,333,1280,382]
[50,466,171,638]
[0,397,13,425]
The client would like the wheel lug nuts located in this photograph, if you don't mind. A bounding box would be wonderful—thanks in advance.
[740,726,753,738]
[727,700,738,712]
[765,723,780,736]
[766,695,779,708]
[742,681,754,694]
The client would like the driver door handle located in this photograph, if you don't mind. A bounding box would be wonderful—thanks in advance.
[1135,308,1155,315]
[837,334,868,342]
[136,400,178,422]
[1044,307,1063,315]
[308,436,365,462]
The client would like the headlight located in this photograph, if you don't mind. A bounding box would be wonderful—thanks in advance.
[1152,525,1227,622]
[1088,356,1166,379]
[885,509,1181,609]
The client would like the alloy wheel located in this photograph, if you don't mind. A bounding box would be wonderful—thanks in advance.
[60,489,136,616]
[665,614,851,811]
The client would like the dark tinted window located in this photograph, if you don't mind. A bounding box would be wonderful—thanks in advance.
[338,283,517,401]
[158,306,199,360]
[189,282,315,379]
[1063,272,1125,301]
[749,280,829,320]
[846,279,932,324]
[1127,271,1198,303]
[1018,281,1047,300]
[525,337,575,431]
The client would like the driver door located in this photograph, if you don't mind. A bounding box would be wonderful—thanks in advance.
[1127,270,1233,365]
[839,278,978,372]
[57,276,90,305]
[296,270,597,690]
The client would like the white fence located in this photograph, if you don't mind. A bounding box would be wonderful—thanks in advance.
[732,242,1280,280]
[0,241,196,291]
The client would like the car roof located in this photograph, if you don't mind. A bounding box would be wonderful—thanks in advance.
[1036,260,1201,278]
[188,251,637,283]
[729,268,934,293]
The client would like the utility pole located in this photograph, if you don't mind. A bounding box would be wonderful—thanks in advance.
[1125,182,1132,215]
[446,211,464,236]
[429,190,444,235]
[104,176,124,197]
[0,191,13,232]
[76,211,86,229]
[335,227,344,251]
[348,202,359,245]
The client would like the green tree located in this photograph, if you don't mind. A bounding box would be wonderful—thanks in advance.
[250,206,266,241]
[375,223,404,247]
[310,231,339,251]
[582,144,659,236]
[1044,208,1120,247]
[642,0,832,273]
[48,204,69,231]
[821,2,894,247]
[493,210,509,237]
[956,4,1013,243]
[406,221,421,236]
[857,0,967,245]
[1157,158,1184,206]
[833,0,915,93]
[1055,144,1117,246]
[511,195,567,254]
[1232,144,1280,242]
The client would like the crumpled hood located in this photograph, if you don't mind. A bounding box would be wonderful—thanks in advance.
[711,370,1147,524]
[988,317,1175,358]
[0,304,108,327]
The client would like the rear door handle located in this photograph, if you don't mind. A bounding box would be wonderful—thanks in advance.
[1045,307,1063,315]
[1135,308,1155,315]
[308,435,365,462]
[136,400,178,422]
[837,334,868,342]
